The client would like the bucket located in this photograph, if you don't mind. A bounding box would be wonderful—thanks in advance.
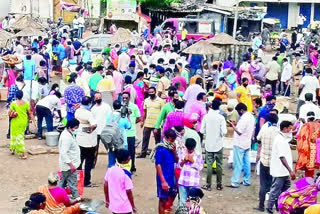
[45,132,60,147]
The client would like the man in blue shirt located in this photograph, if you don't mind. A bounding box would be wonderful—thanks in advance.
[52,40,66,61]
[155,129,177,214]
[189,54,203,77]
[23,55,36,80]
[256,95,276,135]
[106,100,131,168]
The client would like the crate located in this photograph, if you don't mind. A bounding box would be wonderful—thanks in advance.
[0,87,8,101]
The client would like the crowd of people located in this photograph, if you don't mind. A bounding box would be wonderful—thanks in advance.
[3,18,320,214]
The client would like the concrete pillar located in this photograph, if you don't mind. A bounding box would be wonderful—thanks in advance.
[311,3,315,23]
[288,2,299,29]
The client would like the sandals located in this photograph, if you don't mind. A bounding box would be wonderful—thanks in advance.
[10,150,15,155]
[216,184,223,191]
[84,183,99,188]
[201,185,212,191]
[19,154,28,160]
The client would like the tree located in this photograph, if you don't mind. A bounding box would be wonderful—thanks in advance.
[137,0,179,8]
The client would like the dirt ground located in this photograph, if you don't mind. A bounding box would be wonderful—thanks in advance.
[0,113,263,214]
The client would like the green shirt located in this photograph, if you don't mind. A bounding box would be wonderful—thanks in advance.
[126,102,141,137]
[88,73,103,91]
[181,70,189,84]
[154,102,175,129]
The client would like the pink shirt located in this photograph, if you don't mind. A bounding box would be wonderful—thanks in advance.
[49,187,70,206]
[113,70,124,94]
[105,165,133,213]
[189,101,207,132]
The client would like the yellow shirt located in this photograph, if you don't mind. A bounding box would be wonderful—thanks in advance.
[182,29,188,40]
[144,97,164,128]
[97,78,115,92]
[236,85,253,112]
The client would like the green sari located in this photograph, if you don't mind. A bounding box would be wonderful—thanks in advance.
[10,101,30,154]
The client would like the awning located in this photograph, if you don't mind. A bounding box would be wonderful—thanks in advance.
[60,0,81,12]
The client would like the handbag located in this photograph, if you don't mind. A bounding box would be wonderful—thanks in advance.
[8,109,18,118]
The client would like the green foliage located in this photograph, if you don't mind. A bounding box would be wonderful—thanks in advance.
[137,0,179,8]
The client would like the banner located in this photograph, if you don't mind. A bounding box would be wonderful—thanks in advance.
[106,0,137,20]
[59,0,81,12]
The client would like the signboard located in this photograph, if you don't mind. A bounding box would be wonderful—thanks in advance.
[198,22,212,33]
[107,0,137,20]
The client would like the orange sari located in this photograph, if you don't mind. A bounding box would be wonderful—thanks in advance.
[296,122,320,173]
[38,185,80,214]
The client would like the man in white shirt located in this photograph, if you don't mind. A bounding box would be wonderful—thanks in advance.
[91,92,112,167]
[228,103,255,188]
[266,56,281,95]
[118,48,130,73]
[297,68,320,113]
[35,92,62,140]
[200,99,227,191]
[75,96,97,187]
[280,58,292,96]
[297,14,306,32]
[254,113,279,212]
[58,118,81,200]
[299,93,320,123]
[77,15,85,39]
[267,121,295,214]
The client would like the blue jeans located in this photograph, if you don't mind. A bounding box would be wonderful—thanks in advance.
[178,185,194,206]
[78,27,84,38]
[231,146,251,187]
[108,151,116,168]
[36,105,53,137]
[66,112,75,121]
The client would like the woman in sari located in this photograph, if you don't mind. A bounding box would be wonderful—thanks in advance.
[22,192,47,214]
[4,65,17,88]
[9,90,36,159]
[38,172,81,214]
[278,176,320,214]
[310,47,319,66]
[296,111,320,178]
[211,77,229,103]
[133,71,147,117]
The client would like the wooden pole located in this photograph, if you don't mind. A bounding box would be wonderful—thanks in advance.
[232,0,239,39]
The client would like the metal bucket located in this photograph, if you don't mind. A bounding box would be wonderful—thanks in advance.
[45,132,60,147]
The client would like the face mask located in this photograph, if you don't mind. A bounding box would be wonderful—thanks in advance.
[72,129,78,136]
[95,99,102,104]
[55,87,59,91]
[266,102,275,109]
[149,94,156,99]
[83,105,91,110]
[243,83,248,87]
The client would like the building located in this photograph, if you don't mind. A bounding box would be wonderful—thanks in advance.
[0,0,10,18]
[10,0,53,20]
[217,0,320,29]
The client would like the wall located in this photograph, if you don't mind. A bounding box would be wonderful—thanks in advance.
[201,12,222,33]
[265,2,289,29]
[0,0,10,17]
[287,3,299,29]
[9,0,52,19]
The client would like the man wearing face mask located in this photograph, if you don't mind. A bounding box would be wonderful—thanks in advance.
[122,92,141,173]
[280,58,292,97]
[154,87,179,134]
[236,78,253,112]
[228,103,255,188]
[91,92,112,168]
[256,95,276,136]
[137,87,164,158]
[74,96,97,187]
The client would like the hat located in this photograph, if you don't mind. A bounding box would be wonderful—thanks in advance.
[121,47,128,52]
[48,172,59,184]
[265,84,272,90]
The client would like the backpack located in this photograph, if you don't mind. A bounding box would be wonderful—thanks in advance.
[100,114,124,151]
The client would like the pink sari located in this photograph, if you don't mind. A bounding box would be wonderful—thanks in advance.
[133,80,146,117]
[6,69,16,88]
[310,50,319,66]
